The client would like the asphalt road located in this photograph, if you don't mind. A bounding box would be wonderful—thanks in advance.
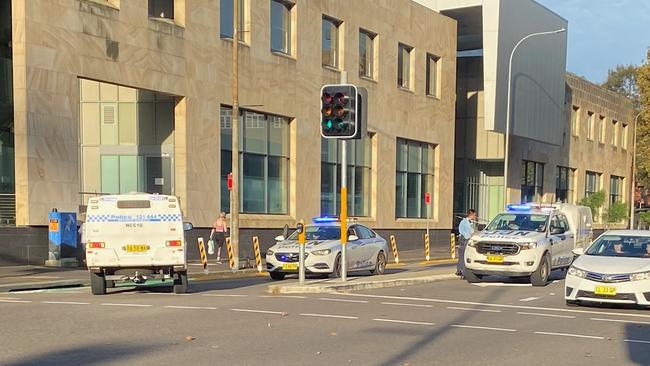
[1,270,650,366]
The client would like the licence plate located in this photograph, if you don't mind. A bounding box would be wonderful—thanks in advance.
[486,255,504,264]
[594,286,617,296]
[282,263,298,270]
[124,245,150,253]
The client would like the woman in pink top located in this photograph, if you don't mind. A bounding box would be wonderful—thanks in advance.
[210,212,228,262]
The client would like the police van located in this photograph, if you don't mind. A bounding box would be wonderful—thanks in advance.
[464,203,593,286]
[85,193,192,295]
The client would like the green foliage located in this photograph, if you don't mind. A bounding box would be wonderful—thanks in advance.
[603,64,640,109]
[603,201,628,224]
[639,211,650,225]
[637,49,650,186]
[578,191,606,218]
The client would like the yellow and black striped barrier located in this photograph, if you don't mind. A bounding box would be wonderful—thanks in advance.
[450,233,456,259]
[424,233,430,261]
[197,237,208,274]
[226,237,235,271]
[252,236,262,273]
[389,234,400,264]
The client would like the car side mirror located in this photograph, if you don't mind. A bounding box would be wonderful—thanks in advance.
[183,222,194,231]
[274,235,285,241]
[348,235,359,241]
[551,227,565,235]
[572,248,584,256]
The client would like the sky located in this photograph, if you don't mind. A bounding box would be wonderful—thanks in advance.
[536,0,650,84]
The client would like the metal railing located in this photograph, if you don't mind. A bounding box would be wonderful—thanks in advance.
[0,193,16,225]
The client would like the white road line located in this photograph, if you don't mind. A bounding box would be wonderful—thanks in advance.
[517,312,576,319]
[165,305,217,310]
[447,306,501,313]
[340,293,650,320]
[534,331,604,340]
[231,308,284,315]
[591,318,650,325]
[101,303,153,308]
[0,297,21,300]
[259,295,306,299]
[624,339,650,344]
[0,299,32,303]
[300,313,359,320]
[519,297,540,302]
[373,318,435,326]
[42,301,90,305]
[319,298,368,304]
[202,294,248,298]
[451,325,516,332]
[381,302,433,308]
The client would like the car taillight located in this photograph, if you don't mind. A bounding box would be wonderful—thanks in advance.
[88,242,105,248]
[166,240,182,247]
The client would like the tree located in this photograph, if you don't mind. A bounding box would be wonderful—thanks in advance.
[603,64,640,109]
[636,49,650,186]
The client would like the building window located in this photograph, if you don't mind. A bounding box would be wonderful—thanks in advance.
[397,43,413,89]
[0,1,15,224]
[270,0,293,55]
[585,171,601,197]
[521,160,544,203]
[587,111,595,140]
[571,106,580,136]
[622,123,628,149]
[359,29,375,79]
[556,166,573,203]
[148,0,174,19]
[220,107,290,214]
[396,138,434,218]
[220,0,245,41]
[609,175,624,205]
[611,120,618,146]
[598,115,606,143]
[426,53,440,97]
[322,16,341,68]
[321,135,372,217]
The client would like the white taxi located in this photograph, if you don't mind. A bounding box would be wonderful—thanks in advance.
[566,230,650,308]
[266,217,389,280]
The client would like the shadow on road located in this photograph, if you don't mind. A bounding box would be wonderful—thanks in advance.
[625,324,650,365]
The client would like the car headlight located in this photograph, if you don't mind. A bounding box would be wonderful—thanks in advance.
[267,249,275,256]
[311,249,331,256]
[630,271,650,281]
[520,242,537,250]
[467,240,476,247]
[567,266,587,278]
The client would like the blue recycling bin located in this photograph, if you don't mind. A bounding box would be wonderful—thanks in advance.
[47,211,77,263]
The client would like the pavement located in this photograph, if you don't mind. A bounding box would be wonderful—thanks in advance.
[2,269,650,365]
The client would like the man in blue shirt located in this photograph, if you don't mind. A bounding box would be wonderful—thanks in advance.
[457,209,477,277]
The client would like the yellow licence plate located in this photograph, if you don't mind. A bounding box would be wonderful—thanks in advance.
[124,245,150,253]
[486,255,504,264]
[282,263,298,270]
[594,286,617,296]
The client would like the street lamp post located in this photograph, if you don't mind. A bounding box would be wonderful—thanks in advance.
[503,28,566,204]
[630,111,643,229]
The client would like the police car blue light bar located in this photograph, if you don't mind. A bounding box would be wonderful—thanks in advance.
[507,204,531,211]
[313,216,339,223]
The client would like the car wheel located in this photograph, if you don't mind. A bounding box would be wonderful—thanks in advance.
[330,254,342,278]
[90,271,106,295]
[370,251,386,275]
[464,270,482,283]
[269,272,286,281]
[173,271,188,294]
[565,300,580,307]
[531,253,551,287]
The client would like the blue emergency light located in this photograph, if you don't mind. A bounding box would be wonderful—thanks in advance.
[507,204,531,211]
[313,216,339,223]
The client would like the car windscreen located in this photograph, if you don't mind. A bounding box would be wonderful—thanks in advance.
[485,213,549,232]
[287,226,341,241]
[585,235,650,258]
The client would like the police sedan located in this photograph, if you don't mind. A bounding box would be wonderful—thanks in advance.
[566,230,650,308]
[265,218,389,280]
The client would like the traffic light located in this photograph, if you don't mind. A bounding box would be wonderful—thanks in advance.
[320,84,359,139]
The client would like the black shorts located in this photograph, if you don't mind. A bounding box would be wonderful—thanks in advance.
[210,232,226,248]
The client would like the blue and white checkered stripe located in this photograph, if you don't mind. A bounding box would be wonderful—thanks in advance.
[86,214,182,223]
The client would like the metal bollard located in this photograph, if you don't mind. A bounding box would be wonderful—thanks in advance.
[252,236,262,273]
[197,237,208,274]
[226,237,236,273]
[450,233,456,259]
[389,235,400,264]
[424,233,430,261]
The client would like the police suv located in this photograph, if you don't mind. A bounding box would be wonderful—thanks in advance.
[464,203,593,286]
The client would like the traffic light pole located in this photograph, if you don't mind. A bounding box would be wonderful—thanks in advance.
[230,0,240,271]
[340,72,348,282]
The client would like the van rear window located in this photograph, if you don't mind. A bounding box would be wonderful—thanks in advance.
[117,200,151,209]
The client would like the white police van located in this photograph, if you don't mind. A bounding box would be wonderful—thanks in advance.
[85,193,193,295]
[464,203,592,286]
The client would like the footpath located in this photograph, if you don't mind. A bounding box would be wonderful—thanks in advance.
[0,247,457,293]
